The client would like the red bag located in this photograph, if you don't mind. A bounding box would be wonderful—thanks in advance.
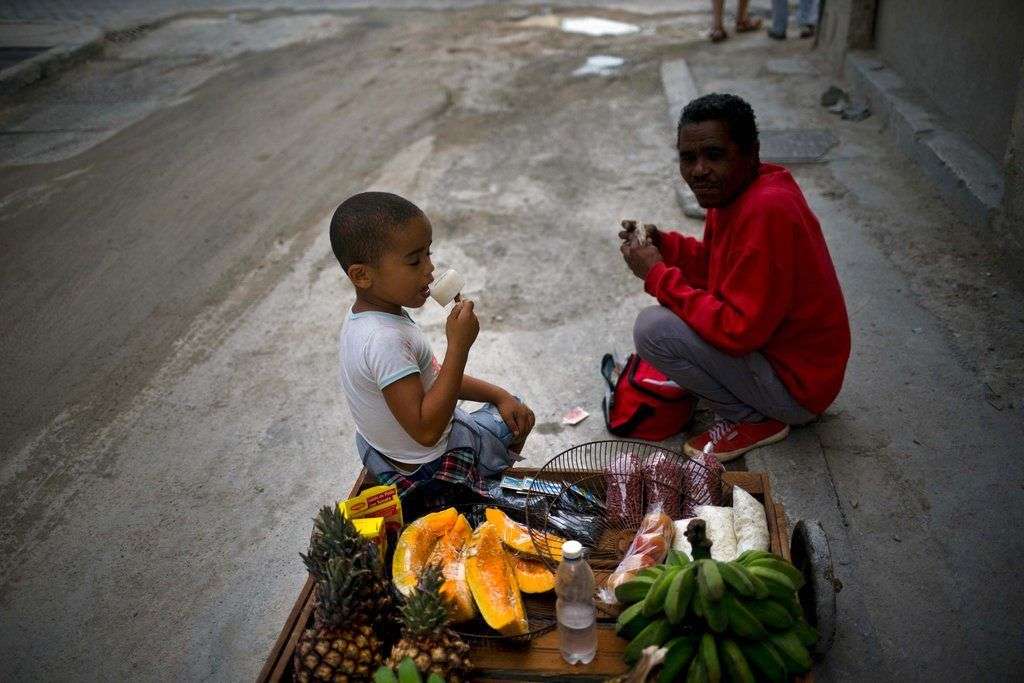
[601,353,695,441]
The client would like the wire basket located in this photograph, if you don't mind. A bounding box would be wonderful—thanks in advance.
[523,440,719,577]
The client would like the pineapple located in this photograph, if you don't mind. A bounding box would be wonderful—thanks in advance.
[294,555,384,682]
[294,506,398,682]
[302,505,398,640]
[386,565,473,683]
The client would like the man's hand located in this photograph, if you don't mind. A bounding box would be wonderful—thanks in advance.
[621,242,663,280]
[496,394,535,440]
[445,299,479,352]
[618,221,661,247]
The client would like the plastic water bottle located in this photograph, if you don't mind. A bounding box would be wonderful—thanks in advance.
[555,540,597,665]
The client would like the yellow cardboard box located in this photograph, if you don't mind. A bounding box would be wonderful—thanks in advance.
[352,517,387,559]
[339,483,403,534]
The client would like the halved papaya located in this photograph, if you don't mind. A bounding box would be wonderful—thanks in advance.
[426,513,476,623]
[392,507,458,597]
[466,521,529,636]
[484,507,565,562]
[512,556,556,593]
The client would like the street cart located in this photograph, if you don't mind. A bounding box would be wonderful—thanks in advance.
[259,442,836,682]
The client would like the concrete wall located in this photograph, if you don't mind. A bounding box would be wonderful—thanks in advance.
[997,61,1024,253]
[818,0,877,73]
[873,0,1024,160]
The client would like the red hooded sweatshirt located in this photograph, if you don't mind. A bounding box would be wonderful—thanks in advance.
[643,164,850,414]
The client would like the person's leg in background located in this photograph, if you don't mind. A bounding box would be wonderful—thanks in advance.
[710,0,728,42]
[735,0,762,31]
[769,0,789,39]
[797,0,820,37]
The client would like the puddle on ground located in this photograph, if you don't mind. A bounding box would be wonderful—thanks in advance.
[560,17,639,36]
[572,55,625,77]
[514,14,641,37]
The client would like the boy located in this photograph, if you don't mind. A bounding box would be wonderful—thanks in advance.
[331,191,535,503]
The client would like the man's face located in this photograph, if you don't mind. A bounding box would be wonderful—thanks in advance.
[677,120,758,208]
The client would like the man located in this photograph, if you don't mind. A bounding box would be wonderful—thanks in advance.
[620,93,850,461]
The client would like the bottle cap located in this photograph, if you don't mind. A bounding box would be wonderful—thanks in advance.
[562,540,583,559]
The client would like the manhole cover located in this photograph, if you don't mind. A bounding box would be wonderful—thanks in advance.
[0,46,49,71]
[760,129,837,163]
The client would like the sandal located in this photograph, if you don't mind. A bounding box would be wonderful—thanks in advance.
[735,17,763,33]
[710,27,728,42]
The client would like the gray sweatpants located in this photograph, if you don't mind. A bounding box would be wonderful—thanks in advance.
[633,306,815,425]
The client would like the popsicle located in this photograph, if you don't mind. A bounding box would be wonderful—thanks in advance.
[430,269,465,306]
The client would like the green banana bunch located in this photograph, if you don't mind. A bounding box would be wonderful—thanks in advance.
[617,522,816,678]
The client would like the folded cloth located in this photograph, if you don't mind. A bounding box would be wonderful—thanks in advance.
[732,485,770,554]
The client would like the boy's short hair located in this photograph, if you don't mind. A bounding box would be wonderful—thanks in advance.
[330,192,424,271]
[677,93,759,154]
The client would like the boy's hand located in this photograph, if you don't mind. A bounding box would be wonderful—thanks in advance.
[446,298,479,352]
[496,394,535,440]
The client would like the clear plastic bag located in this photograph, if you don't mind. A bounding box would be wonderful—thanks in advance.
[598,501,675,604]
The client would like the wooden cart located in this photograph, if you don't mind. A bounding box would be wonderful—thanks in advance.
[259,468,814,682]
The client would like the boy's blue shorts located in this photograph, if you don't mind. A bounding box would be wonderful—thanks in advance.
[465,402,516,447]
[355,401,522,493]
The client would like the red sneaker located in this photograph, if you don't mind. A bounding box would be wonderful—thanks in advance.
[684,419,790,462]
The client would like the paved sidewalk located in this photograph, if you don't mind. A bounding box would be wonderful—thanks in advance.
[669,35,1024,682]
[0,21,102,93]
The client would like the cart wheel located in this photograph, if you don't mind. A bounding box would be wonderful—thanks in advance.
[790,519,840,656]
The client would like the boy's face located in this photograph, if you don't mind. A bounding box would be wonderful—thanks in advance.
[355,214,435,309]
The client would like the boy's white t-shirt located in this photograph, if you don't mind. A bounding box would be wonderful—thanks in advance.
[339,310,451,464]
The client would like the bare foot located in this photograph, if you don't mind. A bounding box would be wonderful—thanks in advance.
[735,16,763,32]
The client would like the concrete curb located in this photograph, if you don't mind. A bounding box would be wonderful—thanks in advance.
[660,59,707,220]
[0,25,105,96]
[845,50,1004,229]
